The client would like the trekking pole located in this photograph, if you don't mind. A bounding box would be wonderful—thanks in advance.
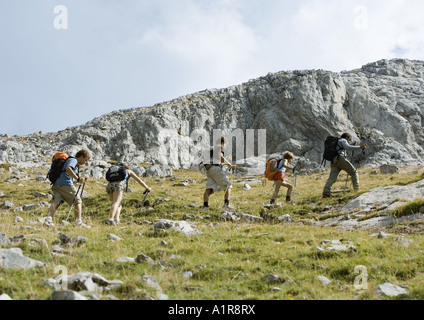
[292,170,298,205]
[136,190,150,216]
[141,189,150,206]
[65,183,83,221]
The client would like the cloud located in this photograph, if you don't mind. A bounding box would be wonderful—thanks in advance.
[1,0,423,135]
[138,0,259,84]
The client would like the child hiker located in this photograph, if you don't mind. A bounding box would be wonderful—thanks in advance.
[270,152,296,204]
[106,163,151,225]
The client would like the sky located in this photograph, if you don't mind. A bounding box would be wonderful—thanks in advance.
[1,0,424,136]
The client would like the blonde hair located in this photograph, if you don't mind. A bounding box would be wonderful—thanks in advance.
[284,152,294,160]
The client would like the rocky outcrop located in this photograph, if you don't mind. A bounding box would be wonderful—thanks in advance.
[1,59,424,171]
[315,178,424,231]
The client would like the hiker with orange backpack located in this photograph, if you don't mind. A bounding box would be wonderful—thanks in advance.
[266,152,297,204]
[45,149,91,226]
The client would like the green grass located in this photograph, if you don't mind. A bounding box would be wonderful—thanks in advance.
[1,165,424,300]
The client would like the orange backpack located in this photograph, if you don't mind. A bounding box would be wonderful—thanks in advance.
[264,158,282,181]
[47,152,73,184]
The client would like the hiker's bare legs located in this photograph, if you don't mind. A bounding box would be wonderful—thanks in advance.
[272,180,283,200]
[273,180,293,202]
[281,181,293,199]
[225,188,231,201]
[203,188,214,203]
[48,203,60,218]
[109,190,123,220]
[74,203,82,220]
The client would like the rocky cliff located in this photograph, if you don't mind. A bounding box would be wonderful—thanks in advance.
[1,58,424,171]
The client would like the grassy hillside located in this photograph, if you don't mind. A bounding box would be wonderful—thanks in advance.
[1,164,424,300]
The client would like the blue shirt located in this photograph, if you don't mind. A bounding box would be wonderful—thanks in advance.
[54,157,79,186]
[337,139,361,157]
[277,159,287,173]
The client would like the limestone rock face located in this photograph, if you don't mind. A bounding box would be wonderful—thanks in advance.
[1,59,424,171]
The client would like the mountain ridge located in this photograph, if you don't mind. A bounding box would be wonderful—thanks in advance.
[1,58,424,170]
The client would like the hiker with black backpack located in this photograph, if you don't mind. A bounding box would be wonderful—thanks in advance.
[105,163,151,225]
[322,133,367,198]
[45,149,91,226]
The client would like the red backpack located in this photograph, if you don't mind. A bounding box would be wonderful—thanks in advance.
[264,158,282,181]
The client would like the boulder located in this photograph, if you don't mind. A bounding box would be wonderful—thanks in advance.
[0,248,47,269]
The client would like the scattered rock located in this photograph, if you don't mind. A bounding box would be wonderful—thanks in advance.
[51,290,88,300]
[242,183,251,190]
[0,248,47,269]
[72,236,88,246]
[376,283,409,297]
[44,272,121,294]
[317,276,331,286]
[221,211,240,221]
[116,257,136,263]
[154,219,202,236]
[3,201,13,209]
[59,234,72,245]
[0,233,10,246]
[107,234,123,242]
[180,271,193,279]
[379,164,399,174]
[317,240,357,252]
[239,213,264,223]
[262,273,284,284]
[22,204,41,211]
[135,253,155,265]
[142,275,168,300]
[278,214,293,223]
[0,293,13,300]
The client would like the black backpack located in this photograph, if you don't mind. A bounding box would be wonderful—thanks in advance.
[322,136,341,166]
[47,152,76,184]
[106,165,128,182]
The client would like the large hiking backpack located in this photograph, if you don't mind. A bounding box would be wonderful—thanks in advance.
[190,154,206,175]
[264,158,282,181]
[322,136,340,165]
[47,152,74,184]
[106,165,128,182]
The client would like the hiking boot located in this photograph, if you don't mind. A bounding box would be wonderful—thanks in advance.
[43,216,54,227]
[202,206,211,210]
[105,219,116,226]
[223,204,235,210]
[74,219,83,226]
[322,193,331,198]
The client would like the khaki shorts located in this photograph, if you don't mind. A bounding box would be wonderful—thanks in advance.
[52,185,81,206]
[206,166,232,192]
[106,181,126,194]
